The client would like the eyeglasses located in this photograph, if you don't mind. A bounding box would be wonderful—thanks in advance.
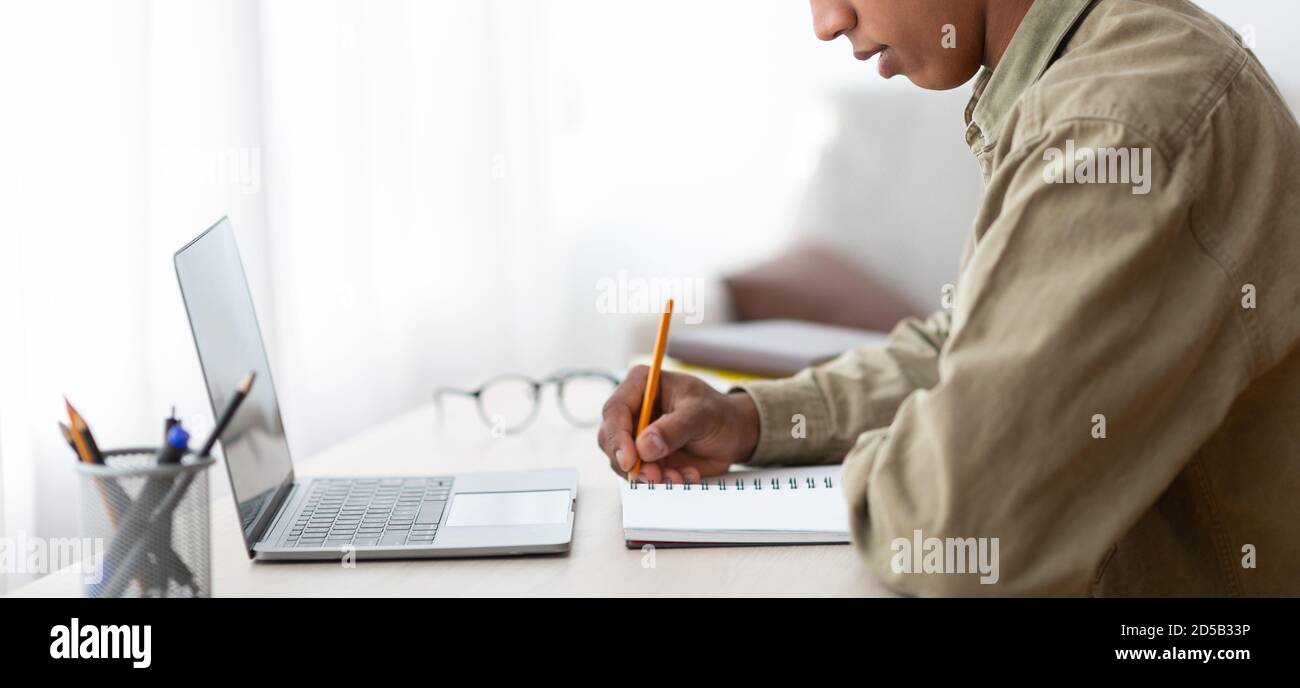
[434,369,621,435]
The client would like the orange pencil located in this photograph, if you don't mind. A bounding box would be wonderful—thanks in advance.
[64,398,98,464]
[66,398,124,530]
[58,422,79,455]
[631,299,674,481]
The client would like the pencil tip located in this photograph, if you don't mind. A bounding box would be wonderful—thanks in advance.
[238,371,256,393]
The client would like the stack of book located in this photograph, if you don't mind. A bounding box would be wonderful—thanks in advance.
[663,319,889,382]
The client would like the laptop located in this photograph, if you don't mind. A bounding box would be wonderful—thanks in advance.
[174,218,577,561]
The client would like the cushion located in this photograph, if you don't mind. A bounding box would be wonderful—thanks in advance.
[723,244,922,332]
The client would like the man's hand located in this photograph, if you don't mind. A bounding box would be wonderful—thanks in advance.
[598,366,761,483]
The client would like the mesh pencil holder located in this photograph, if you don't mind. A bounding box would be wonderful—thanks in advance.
[75,449,215,598]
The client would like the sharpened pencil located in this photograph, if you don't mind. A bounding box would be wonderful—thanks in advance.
[198,371,256,458]
[631,299,674,482]
[58,422,79,455]
[64,398,101,464]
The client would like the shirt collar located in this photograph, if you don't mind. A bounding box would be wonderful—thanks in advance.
[966,0,1096,150]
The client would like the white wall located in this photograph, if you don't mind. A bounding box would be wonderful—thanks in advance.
[1197,0,1300,93]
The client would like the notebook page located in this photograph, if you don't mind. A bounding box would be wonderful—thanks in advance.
[621,465,848,536]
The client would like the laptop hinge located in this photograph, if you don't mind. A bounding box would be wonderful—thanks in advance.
[249,478,298,548]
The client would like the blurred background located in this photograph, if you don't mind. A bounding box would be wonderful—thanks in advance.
[1,0,1296,589]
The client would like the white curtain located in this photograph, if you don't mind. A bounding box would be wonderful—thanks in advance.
[0,0,269,590]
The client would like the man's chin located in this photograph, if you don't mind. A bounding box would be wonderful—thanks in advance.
[904,67,983,92]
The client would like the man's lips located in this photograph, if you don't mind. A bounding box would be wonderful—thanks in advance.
[854,46,885,61]
[854,45,899,78]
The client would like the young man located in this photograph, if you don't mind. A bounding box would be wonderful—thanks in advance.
[598,0,1300,596]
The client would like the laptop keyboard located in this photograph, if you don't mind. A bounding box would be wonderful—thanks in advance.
[281,478,454,549]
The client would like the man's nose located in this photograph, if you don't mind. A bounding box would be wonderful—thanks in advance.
[811,0,855,42]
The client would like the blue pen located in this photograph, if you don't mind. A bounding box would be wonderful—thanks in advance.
[156,424,190,465]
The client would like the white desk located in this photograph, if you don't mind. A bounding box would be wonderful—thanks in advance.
[10,402,891,597]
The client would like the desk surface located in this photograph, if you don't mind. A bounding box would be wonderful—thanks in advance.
[11,402,891,597]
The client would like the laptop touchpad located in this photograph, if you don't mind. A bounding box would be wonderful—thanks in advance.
[445,491,571,527]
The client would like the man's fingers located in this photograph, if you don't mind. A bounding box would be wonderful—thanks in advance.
[605,366,649,417]
[678,464,702,484]
[598,420,633,466]
[599,368,718,481]
[597,412,636,469]
[661,454,707,484]
[598,366,650,471]
[625,457,708,485]
[645,458,701,486]
[613,431,638,472]
[636,461,663,484]
[661,467,684,486]
[635,402,712,464]
[606,452,628,480]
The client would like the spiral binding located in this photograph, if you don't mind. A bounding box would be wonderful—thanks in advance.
[629,474,835,491]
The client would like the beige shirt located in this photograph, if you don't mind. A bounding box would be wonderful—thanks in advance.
[740,0,1300,596]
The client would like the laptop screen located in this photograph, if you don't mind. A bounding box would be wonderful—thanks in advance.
[175,218,294,551]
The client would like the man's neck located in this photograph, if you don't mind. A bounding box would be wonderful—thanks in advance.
[983,0,1037,70]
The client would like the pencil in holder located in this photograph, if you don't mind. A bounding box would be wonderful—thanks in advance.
[75,449,215,598]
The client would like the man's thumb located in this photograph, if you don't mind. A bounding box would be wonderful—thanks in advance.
[635,406,708,462]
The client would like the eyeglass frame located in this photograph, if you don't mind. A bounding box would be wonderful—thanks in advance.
[434,369,621,434]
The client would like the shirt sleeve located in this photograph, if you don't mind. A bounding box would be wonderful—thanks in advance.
[841,119,1247,595]
[734,309,951,467]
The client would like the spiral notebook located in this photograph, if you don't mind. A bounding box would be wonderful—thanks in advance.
[620,465,850,547]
